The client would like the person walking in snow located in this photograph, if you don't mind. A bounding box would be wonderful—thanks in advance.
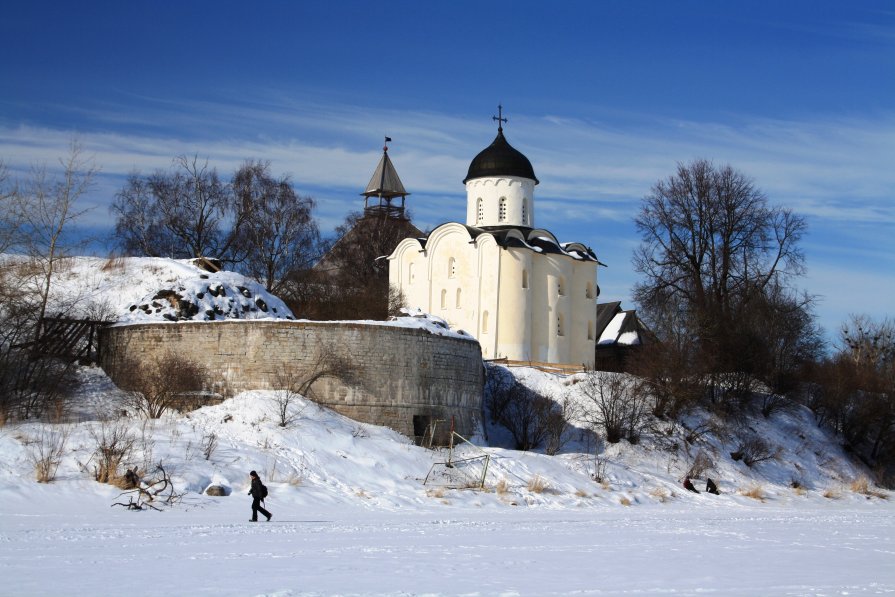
[683,476,699,493]
[248,470,272,522]
[705,478,720,494]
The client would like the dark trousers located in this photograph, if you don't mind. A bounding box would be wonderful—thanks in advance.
[252,497,271,521]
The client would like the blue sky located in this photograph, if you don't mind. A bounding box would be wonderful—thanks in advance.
[1,1,893,341]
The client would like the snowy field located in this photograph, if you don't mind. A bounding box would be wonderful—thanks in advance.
[1,494,892,596]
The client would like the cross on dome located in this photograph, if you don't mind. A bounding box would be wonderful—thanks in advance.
[492,104,507,132]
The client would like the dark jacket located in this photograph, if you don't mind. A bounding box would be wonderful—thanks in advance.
[250,477,264,498]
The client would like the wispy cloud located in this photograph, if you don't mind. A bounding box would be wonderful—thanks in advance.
[1,94,892,332]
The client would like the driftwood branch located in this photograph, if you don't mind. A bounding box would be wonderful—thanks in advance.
[110,462,184,511]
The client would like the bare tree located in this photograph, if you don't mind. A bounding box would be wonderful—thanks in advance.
[578,370,647,444]
[232,160,320,293]
[486,366,568,451]
[0,147,90,424]
[825,315,895,471]
[111,155,252,263]
[13,141,97,335]
[633,160,814,414]
[270,345,353,427]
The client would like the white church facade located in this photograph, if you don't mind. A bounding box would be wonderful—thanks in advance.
[388,115,602,367]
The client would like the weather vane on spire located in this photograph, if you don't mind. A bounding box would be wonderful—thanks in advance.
[383,136,392,152]
[492,104,507,132]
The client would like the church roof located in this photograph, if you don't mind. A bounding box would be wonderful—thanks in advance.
[363,148,409,200]
[463,128,539,185]
[418,223,602,264]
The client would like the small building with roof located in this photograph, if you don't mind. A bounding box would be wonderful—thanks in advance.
[388,110,602,367]
[593,301,650,371]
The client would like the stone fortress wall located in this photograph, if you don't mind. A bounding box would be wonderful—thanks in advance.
[99,320,484,442]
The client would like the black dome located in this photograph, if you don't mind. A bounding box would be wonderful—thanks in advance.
[463,129,539,184]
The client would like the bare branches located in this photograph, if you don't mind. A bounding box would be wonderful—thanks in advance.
[111,463,184,511]
[578,370,648,444]
[633,159,807,331]
[119,353,208,419]
[486,365,573,451]
[270,346,351,427]
[233,160,320,294]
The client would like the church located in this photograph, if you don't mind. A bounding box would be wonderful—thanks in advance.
[388,110,602,367]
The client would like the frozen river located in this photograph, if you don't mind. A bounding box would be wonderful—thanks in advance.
[2,494,893,596]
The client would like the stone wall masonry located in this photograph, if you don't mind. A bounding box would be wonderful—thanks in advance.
[99,320,484,441]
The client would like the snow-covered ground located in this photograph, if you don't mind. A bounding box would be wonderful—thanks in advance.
[1,367,893,596]
[1,256,893,595]
[3,497,890,596]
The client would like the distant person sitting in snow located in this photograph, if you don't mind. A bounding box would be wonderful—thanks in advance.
[683,476,700,493]
[705,478,720,495]
[248,470,272,522]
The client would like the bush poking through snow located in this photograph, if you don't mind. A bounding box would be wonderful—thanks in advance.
[119,353,208,419]
[649,487,671,502]
[494,479,509,495]
[590,456,608,484]
[527,475,548,494]
[850,476,887,499]
[89,421,136,485]
[111,462,184,511]
[27,426,70,483]
[686,450,714,479]
[201,431,218,461]
[739,485,766,501]
[730,435,780,467]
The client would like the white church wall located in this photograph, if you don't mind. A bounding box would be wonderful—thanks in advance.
[571,260,597,368]
[496,248,533,361]
[389,238,429,313]
[465,177,535,228]
[475,237,501,358]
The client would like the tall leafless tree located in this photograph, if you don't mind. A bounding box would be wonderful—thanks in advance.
[633,160,814,411]
[14,141,97,333]
[232,160,320,294]
[111,155,252,264]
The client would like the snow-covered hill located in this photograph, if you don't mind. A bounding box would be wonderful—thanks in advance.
[33,255,294,323]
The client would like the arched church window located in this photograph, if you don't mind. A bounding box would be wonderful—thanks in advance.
[408,262,415,284]
[440,289,447,310]
[522,269,529,289]
[477,198,484,224]
[521,201,527,226]
[499,197,507,222]
[558,277,566,296]
[557,313,565,337]
[448,257,457,279]
[482,311,490,333]
[455,288,462,308]
[587,320,594,341]
[586,281,595,299]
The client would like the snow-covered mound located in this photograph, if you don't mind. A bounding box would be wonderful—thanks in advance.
[38,256,293,323]
[120,270,292,323]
